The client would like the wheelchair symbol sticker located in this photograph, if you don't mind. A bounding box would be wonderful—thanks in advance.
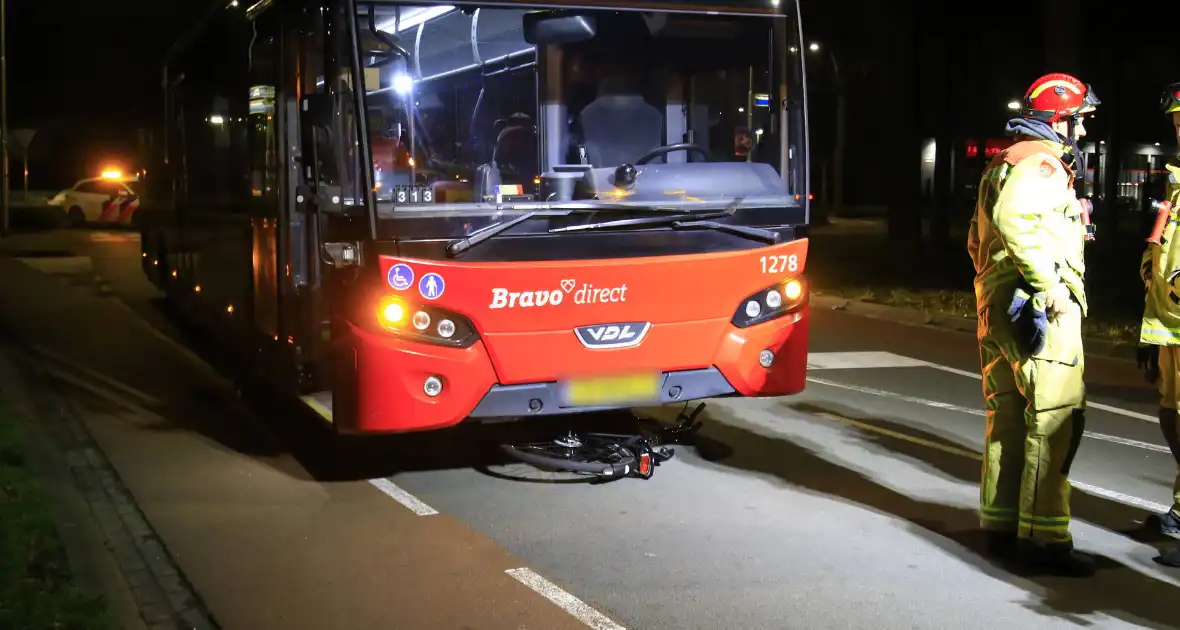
[387,263,414,291]
[419,272,445,300]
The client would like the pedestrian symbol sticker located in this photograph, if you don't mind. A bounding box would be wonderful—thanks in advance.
[419,272,445,300]
[388,263,414,291]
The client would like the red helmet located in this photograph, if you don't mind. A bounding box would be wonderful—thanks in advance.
[1021,73,1100,123]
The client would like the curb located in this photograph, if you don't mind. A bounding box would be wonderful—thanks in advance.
[810,294,1139,363]
[0,347,150,630]
[0,343,219,630]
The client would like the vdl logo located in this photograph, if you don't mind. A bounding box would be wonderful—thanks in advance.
[574,322,651,349]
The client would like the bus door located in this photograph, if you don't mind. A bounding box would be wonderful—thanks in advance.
[292,0,397,416]
[247,9,283,376]
[243,2,325,396]
[291,3,348,399]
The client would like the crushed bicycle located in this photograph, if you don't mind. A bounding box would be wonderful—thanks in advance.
[499,402,706,480]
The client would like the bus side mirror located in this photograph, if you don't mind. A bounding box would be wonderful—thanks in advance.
[523,12,596,45]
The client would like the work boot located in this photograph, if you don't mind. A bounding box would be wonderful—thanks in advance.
[1144,509,1180,539]
[1012,540,1096,578]
[1149,408,1180,539]
[984,530,1018,557]
[1156,544,1180,567]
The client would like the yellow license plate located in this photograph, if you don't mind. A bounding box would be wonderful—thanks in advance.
[562,373,662,407]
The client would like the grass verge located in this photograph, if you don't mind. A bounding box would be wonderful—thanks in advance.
[0,402,110,630]
[814,285,1140,346]
[807,224,1145,347]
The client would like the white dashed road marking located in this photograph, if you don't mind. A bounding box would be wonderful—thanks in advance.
[807,352,1159,423]
[364,481,627,627]
[367,478,439,516]
[805,376,1171,515]
[923,361,1160,423]
[506,567,627,630]
[364,481,627,628]
[807,351,931,370]
[806,376,1169,454]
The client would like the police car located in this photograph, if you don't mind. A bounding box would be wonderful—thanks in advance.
[47,170,141,227]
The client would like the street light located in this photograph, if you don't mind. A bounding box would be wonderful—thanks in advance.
[806,41,843,215]
[0,0,9,238]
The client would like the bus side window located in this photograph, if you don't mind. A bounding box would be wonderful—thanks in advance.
[163,59,196,216]
[172,17,253,214]
[247,12,280,209]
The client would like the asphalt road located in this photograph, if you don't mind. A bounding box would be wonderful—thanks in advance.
[1,228,1179,629]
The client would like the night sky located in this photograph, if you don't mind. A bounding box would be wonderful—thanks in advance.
[11,0,207,124]
[9,0,208,185]
[6,0,1179,190]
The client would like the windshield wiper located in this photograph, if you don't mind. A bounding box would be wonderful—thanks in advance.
[444,204,693,257]
[446,211,539,257]
[543,202,687,213]
[549,197,742,234]
[547,198,779,245]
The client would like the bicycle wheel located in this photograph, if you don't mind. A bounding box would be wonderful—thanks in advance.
[501,433,638,477]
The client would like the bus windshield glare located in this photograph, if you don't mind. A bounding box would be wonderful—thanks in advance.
[352,2,807,215]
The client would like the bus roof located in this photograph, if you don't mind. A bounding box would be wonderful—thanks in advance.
[431,1,784,16]
[248,0,787,21]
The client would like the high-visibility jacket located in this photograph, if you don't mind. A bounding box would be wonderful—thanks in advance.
[968,138,1088,319]
[1141,158,1180,346]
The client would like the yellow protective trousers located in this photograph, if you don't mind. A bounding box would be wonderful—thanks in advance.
[977,300,1086,545]
[1158,347,1180,510]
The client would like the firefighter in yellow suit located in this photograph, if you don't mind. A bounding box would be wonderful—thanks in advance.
[967,72,1099,577]
[1140,83,1180,566]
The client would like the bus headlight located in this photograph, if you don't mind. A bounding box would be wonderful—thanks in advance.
[765,290,783,309]
[374,296,478,348]
[378,297,407,328]
[731,277,807,328]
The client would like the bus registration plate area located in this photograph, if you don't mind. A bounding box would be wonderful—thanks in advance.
[560,373,662,408]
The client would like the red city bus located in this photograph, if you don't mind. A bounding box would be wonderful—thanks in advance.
[140,0,812,444]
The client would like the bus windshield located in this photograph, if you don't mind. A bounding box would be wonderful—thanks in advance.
[353,2,807,216]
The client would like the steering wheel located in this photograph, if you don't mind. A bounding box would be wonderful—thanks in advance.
[635,143,710,165]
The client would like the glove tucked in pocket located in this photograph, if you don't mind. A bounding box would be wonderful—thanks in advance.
[1007,286,1048,356]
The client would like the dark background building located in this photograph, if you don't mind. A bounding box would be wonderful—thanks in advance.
[803,0,1180,254]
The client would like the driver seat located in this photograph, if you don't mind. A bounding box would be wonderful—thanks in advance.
[576,76,663,167]
[473,113,537,201]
